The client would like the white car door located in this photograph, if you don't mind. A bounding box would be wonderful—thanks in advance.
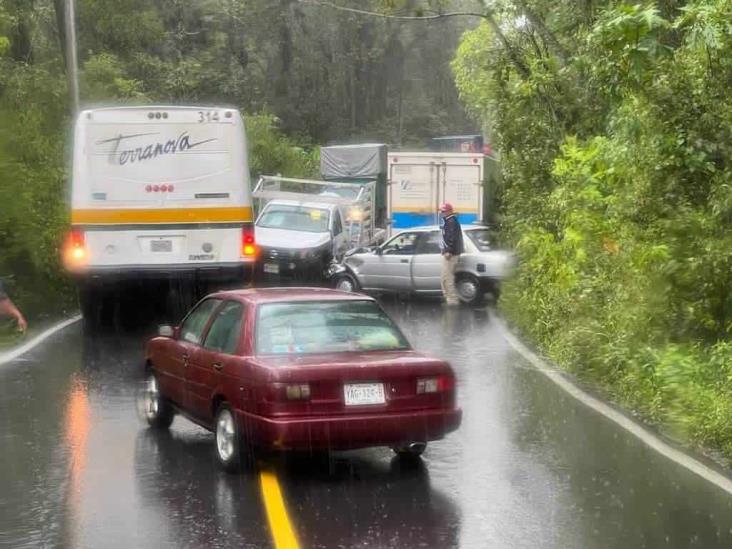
[411,230,443,292]
[360,232,419,291]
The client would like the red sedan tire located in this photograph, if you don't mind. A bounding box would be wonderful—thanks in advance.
[141,371,175,430]
[214,403,253,473]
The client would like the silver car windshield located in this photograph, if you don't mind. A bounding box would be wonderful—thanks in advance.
[258,205,330,233]
[256,300,410,355]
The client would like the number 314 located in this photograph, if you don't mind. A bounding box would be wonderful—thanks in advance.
[198,111,220,123]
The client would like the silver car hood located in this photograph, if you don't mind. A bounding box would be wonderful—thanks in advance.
[255,226,331,249]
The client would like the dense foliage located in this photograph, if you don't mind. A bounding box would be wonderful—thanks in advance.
[0,0,477,327]
[454,1,732,458]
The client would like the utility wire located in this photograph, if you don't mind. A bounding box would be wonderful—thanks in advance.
[297,0,486,21]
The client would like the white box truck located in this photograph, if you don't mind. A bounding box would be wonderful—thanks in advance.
[63,106,256,319]
[387,152,485,229]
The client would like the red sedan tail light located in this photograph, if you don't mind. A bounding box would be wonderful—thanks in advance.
[269,383,311,401]
[285,384,311,400]
[416,375,454,394]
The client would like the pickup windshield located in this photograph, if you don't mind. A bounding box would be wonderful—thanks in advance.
[257,205,330,233]
[256,300,410,355]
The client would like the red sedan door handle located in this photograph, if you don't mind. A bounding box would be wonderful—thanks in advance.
[212,362,223,371]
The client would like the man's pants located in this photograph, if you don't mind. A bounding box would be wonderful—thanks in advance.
[441,255,459,303]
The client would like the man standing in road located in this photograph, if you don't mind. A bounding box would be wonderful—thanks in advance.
[439,203,464,306]
[0,279,27,333]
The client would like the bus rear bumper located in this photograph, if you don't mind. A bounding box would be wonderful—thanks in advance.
[70,262,255,283]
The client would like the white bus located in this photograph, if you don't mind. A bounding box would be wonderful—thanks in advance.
[63,106,256,318]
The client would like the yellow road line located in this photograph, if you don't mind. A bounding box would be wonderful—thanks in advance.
[259,469,300,549]
[71,206,253,224]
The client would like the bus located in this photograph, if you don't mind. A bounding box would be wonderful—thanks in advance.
[63,106,256,320]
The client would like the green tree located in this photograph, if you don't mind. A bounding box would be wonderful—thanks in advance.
[453,0,732,458]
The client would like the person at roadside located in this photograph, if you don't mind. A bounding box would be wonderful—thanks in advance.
[439,203,464,306]
[0,278,28,333]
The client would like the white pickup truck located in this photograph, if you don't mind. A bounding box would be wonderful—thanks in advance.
[252,176,385,280]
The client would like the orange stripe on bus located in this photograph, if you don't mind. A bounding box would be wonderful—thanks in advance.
[70,207,253,224]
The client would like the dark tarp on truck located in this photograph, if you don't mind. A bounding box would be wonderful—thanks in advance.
[320,144,387,227]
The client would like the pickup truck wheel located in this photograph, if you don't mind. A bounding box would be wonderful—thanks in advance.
[334,273,359,293]
[456,275,484,305]
[214,404,252,473]
[141,372,174,429]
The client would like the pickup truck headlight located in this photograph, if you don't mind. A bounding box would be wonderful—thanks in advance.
[300,249,316,260]
[300,243,330,260]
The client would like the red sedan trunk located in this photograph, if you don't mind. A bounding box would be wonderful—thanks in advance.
[241,350,460,450]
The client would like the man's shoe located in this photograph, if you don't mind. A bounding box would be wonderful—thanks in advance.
[445,300,460,307]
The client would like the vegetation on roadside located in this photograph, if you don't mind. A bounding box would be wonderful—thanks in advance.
[453,0,732,459]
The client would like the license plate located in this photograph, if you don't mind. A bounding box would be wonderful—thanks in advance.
[344,383,385,406]
[263,263,279,274]
[151,239,172,252]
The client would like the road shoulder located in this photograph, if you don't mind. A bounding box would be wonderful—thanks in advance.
[495,315,732,496]
[0,315,82,367]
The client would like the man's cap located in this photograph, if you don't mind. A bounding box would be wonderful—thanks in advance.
[439,202,454,213]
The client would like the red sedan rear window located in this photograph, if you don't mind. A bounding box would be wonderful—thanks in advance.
[256,300,410,355]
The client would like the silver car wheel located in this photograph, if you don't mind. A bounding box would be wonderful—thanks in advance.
[143,375,161,420]
[336,276,356,292]
[457,278,479,301]
[216,408,236,463]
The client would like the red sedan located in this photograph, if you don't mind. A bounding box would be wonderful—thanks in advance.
[141,288,462,471]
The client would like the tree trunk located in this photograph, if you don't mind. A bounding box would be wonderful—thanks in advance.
[52,0,68,71]
[350,63,357,135]
[9,1,34,63]
[483,11,531,79]
[514,0,568,64]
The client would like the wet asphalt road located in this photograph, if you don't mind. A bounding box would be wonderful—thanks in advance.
[2,298,732,548]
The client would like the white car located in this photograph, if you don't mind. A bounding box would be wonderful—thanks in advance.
[329,225,514,304]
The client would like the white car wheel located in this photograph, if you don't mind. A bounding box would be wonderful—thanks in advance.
[457,276,483,305]
[335,274,358,293]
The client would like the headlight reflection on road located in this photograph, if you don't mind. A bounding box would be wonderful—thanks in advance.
[63,377,91,547]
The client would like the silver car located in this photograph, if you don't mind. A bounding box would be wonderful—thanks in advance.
[329,225,514,304]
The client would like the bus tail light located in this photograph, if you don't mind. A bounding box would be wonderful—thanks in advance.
[63,229,88,270]
[242,228,257,257]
